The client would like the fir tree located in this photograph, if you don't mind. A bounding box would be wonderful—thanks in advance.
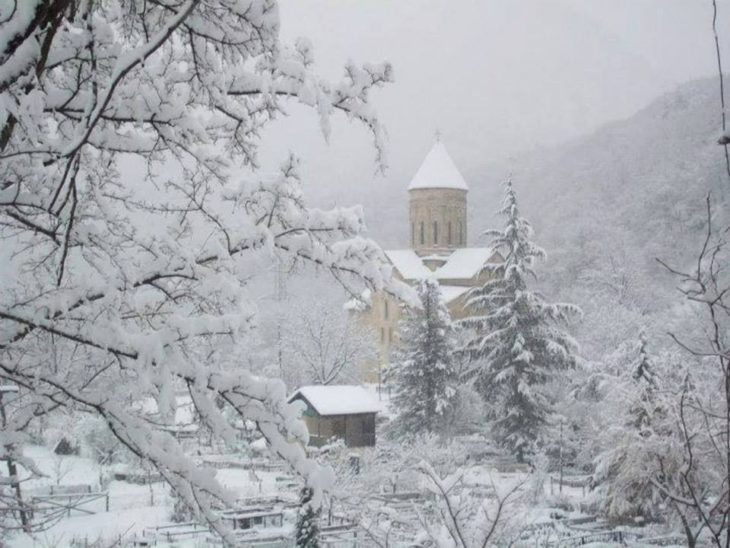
[591,333,668,523]
[388,278,457,437]
[463,179,580,462]
[295,487,320,548]
[629,330,658,432]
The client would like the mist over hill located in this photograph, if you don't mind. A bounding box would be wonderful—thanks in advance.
[354,76,730,357]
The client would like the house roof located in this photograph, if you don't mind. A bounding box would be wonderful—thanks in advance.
[289,385,382,416]
[384,247,495,282]
[408,141,468,191]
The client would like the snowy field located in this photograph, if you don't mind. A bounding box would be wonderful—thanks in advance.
[7,446,290,547]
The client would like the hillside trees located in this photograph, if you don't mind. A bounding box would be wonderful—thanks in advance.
[388,278,458,437]
[0,0,405,538]
[649,198,730,547]
[587,198,730,546]
[462,180,580,462]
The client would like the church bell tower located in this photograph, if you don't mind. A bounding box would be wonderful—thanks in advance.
[408,140,468,255]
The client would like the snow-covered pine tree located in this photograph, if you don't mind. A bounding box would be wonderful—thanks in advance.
[295,487,320,548]
[591,332,669,523]
[462,179,580,462]
[629,330,658,432]
[387,277,457,437]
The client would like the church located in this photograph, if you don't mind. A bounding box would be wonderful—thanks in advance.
[358,140,501,384]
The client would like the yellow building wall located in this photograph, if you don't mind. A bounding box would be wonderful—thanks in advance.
[358,290,402,384]
[355,262,500,384]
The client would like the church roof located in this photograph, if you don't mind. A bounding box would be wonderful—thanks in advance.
[384,247,497,282]
[435,248,497,280]
[384,249,432,279]
[439,285,471,304]
[408,141,469,191]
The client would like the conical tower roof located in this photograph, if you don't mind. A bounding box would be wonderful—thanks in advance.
[408,141,468,191]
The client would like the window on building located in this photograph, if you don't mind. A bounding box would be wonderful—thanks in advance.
[389,327,393,344]
[420,222,424,245]
[433,221,438,245]
[380,327,385,343]
[448,222,452,245]
[384,300,389,320]
[458,221,463,245]
[411,223,415,246]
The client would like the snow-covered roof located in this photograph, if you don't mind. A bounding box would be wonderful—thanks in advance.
[384,247,494,282]
[408,141,468,191]
[435,248,496,280]
[439,285,471,304]
[384,249,432,279]
[289,385,382,416]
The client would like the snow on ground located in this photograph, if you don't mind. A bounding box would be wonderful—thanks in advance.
[6,444,684,547]
[11,505,171,548]
[22,445,102,491]
[7,446,280,547]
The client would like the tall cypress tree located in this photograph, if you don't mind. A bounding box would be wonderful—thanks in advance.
[463,180,580,462]
[388,277,457,437]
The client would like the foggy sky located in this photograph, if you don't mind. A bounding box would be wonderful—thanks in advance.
[255,0,730,217]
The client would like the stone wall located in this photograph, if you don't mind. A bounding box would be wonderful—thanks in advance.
[409,188,467,253]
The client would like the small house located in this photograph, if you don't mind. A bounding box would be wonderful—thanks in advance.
[288,385,381,448]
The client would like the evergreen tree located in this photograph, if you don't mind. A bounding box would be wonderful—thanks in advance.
[629,330,658,432]
[295,487,320,547]
[388,278,458,437]
[591,333,669,523]
[463,180,580,462]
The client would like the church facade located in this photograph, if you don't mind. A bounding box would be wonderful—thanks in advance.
[359,141,501,384]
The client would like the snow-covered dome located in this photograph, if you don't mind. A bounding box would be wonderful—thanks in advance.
[408,141,468,191]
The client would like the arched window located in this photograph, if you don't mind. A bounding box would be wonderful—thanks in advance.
[433,221,438,245]
[448,222,452,245]
[420,222,425,245]
[458,222,463,245]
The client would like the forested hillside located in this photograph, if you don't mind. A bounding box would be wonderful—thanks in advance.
[362,76,730,358]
